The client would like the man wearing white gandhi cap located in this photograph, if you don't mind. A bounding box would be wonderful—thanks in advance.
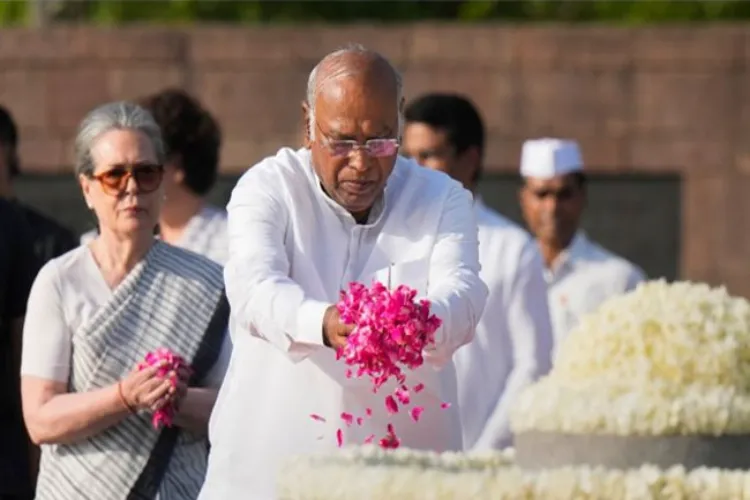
[518,138,645,350]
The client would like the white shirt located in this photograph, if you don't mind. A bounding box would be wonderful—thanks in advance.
[545,231,645,352]
[79,204,229,265]
[176,204,228,265]
[453,200,553,451]
[199,147,488,500]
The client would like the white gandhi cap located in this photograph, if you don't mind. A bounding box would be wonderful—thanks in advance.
[520,138,583,179]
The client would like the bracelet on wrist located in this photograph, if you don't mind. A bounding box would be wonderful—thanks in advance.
[117,381,137,414]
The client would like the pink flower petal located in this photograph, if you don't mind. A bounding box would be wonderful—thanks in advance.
[365,408,373,417]
[385,395,399,415]
[410,406,424,422]
[440,402,451,410]
[380,424,401,449]
[310,414,327,423]
[356,417,364,426]
[340,412,354,426]
[413,383,425,393]
[336,429,343,448]
[394,386,410,405]
[364,434,375,444]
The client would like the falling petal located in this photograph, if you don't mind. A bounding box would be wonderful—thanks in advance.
[385,395,399,415]
[364,434,375,444]
[410,406,425,422]
[340,412,354,426]
[394,386,410,405]
[379,425,401,449]
[310,414,327,423]
[336,429,343,448]
[331,281,443,447]
[440,402,451,409]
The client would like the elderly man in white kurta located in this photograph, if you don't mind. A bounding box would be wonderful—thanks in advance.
[403,93,553,451]
[519,138,645,352]
[199,46,488,500]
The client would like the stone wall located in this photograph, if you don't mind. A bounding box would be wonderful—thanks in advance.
[0,25,747,294]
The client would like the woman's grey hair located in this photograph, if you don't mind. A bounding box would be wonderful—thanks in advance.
[74,101,166,177]
[306,44,404,140]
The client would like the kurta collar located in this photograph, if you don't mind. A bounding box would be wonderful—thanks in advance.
[307,152,401,228]
[545,230,589,280]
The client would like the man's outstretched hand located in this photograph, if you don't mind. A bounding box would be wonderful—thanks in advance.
[322,305,354,350]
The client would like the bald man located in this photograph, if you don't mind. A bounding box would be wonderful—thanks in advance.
[199,45,488,499]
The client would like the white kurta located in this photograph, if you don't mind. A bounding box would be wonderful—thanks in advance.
[199,147,488,500]
[545,231,645,353]
[175,204,228,265]
[79,204,228,265]
[453,200,553,451]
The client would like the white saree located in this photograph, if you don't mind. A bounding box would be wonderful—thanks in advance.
[33,242,229,500]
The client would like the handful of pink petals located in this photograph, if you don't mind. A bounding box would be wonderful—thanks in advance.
[137,348,192,429]
[311,282,449,449]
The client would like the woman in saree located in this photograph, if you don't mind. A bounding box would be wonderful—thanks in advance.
[20,101,231,500]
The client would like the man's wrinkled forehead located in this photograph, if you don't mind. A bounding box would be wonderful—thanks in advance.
[313,52,399,110]
[315,80,399,132]
[316,71,398,105]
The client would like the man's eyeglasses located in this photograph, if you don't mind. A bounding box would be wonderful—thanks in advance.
[90,163,164,196]
[317,124,399,158]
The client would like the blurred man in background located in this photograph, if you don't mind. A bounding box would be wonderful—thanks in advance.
[80,89,227,265]
[0,106,76,499]
[0,198,41,500]
[0,106,78,263]
[518,138,645,351]
[403,93,553,450]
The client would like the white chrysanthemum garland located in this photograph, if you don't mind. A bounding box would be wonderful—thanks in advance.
[278,446,750,499]
[279,281,750,499]
[511,280,750,435]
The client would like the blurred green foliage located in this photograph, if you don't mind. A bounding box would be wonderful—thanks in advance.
[8,0,750,26]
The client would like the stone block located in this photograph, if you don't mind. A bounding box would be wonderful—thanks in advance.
[515,26,633,70]
[108,65,185,101]
[0,69,49,130]
[193,68,307,137]
[517,70,631,139]
[408,24,514,68]
[632,26,744,70]
[633,71,735,137]
[629,135,732,174]
[45,67,112,132]
[401,67,516,135]
[680,174,726,277]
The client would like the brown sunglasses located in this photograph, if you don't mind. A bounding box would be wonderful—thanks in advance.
[91,164,164,196]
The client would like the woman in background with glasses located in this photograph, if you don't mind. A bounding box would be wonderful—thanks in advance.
[19,101,231,499]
